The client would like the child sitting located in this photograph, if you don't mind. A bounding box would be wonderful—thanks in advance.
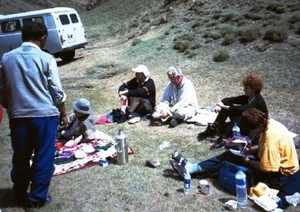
[58,98,95,144]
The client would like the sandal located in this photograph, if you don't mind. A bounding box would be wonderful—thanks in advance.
[171,150,188,166]
[170,159,186,177]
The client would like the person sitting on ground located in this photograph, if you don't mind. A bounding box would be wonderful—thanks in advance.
[198,74,268,149]
[151,66,199,128]
[58,98,95,144]
[170,108,300,209]
[117,65,156,124]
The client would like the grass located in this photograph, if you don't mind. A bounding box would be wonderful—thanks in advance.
[0,0,300,211]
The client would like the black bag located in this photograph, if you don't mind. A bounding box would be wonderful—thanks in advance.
[218,161,254,195]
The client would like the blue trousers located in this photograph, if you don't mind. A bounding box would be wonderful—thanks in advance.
[9,116,58,203]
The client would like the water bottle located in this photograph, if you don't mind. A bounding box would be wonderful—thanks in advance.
[183,172,191,194]
[235,170,248,206]
[232,122,241,139]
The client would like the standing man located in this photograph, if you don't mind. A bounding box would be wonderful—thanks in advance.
[152,66,199,127]
[118,64,156,124]
[0,21,67,208]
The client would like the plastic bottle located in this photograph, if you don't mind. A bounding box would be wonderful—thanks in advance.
[235,170,248,206]
[232,122,241,139]
[183,172,191,194]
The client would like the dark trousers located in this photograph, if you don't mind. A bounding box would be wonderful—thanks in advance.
[214,108,239,137]
[9,116,58,203]
[214,109,259,144]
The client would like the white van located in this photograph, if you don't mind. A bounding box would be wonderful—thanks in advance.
[0,7,88,61]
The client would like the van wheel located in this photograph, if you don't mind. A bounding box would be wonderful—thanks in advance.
[60,50,75,62]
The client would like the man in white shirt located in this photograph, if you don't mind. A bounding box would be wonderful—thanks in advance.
[152,66,199,127]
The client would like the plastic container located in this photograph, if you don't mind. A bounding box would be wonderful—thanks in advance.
[183,172,191,194]
[232,122,241,139]
[235,170,248,206]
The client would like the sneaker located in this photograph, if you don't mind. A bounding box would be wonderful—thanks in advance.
[169,159,186,178]
[128,116,141,124]
[171,150,188,165]
[209,137,225,150]
[169,118,178,128]
[117,115,127,124]
[197,124,217,140]
[286,192,300,206]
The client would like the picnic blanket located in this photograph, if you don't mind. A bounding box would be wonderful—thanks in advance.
[186,107,218,126]
[53,130,117,176]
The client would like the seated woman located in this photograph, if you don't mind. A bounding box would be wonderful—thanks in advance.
[170,108,300,209]
[197,74,268,149]
[58,98,96,144]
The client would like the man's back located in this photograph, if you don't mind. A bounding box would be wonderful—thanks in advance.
[1,42,60,118]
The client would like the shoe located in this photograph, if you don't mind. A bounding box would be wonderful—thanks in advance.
[128,116,141,124]
[210,138,225,150]
[150,117,163,126]
[171,150,188,165]
[169,118,178,128]
[169,159,186,178]
[286,192,300,206]
[117,115,127,124]
[24,195,52,208]
[197,124,217,140]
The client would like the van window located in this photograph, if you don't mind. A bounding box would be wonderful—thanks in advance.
[70,14,79,23]
[1,20,21,33]
[45,15,55,28]
[23,17,44,25]
[59,15,70,25]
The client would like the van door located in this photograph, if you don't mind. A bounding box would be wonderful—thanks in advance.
[55,11,87,50]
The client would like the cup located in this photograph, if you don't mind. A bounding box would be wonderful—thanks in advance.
[199,179,210,195]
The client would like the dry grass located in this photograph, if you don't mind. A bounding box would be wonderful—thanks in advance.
[0,0,300,211]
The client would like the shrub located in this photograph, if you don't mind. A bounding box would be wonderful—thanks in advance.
[244,13,263,21]
[190,42,202,50]
[192,21,202,29]
[203,30,222,40]
[222,33,237,45]
[263,21,289,42]
[220,26,237,45]
[266,3,286,14]
[173,34,194,42]
[131,39,142,46]
[237,19,247,27]
[239,25,260,43]
[288,12,300,24]
[288,3,300,12]
[206,20,218,27]
[173,34,194,53]
[173,40,190,53]
[213,49,230,62]
[222,13,235,23]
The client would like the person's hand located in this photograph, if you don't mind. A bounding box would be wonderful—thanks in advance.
[242,156,250,165]
[119,90,128,96]
[59,115,68,129]
[160,112,169,119]
[217,101,225,108]
[214,105,221,113]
